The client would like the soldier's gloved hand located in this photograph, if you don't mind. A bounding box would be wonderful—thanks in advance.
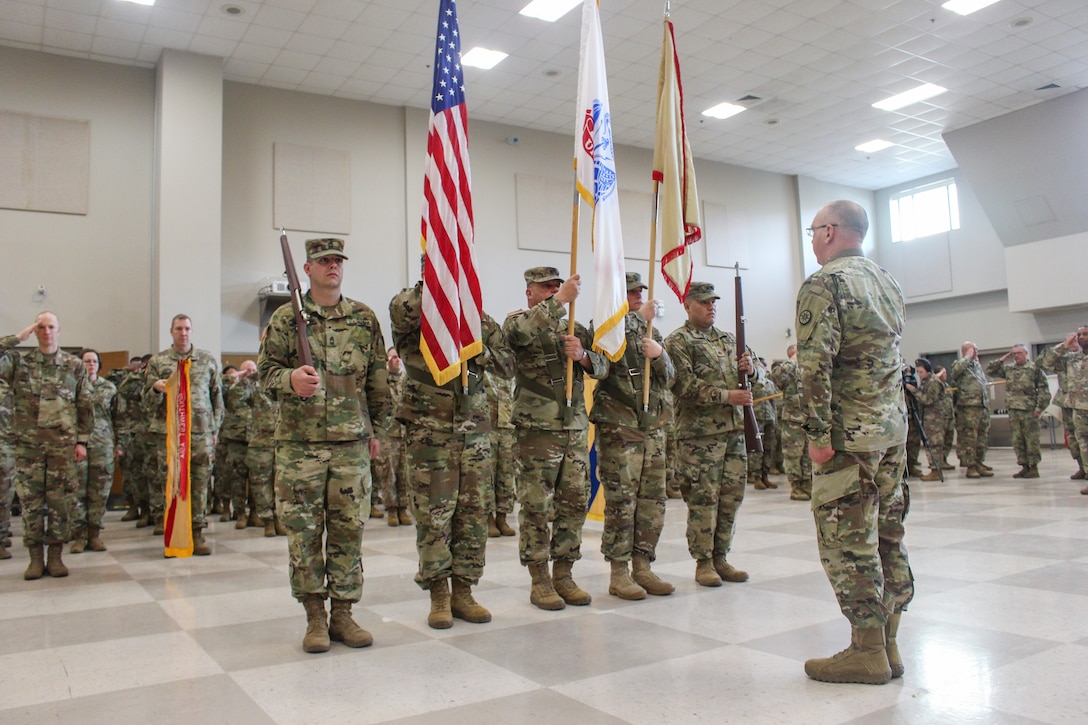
[555,274,581,305]
[290,365,321,398]
[641,337,663,359]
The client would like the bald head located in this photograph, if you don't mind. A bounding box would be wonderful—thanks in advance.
[808,200,868,265]
[33,311,60,354]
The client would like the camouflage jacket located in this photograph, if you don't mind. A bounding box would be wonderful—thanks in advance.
[751,369,778,425]
[795,248,907,452]
[665,321,760,440]
[248,383,278,447]
[0,334,94,447]
[390,282,514,433]
[485,370,515,431]
[86,377,118,449]
[259,291,391,442]
[1040,345,1088,411]
[503,297,606,432]
[589,312,675,430]
[220,374,255,441]
[145,346,223,435]
[914,374,944,421]
[769,358,804,424]
[951,357,989,408]
[382,369,406,439]
[113,370,146,438]
[985,359,1050,413]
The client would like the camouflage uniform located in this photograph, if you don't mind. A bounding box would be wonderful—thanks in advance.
[986,358,1050,469]
[795,247,913,629]
[0,334,94,548]
[0,380,13,552]
[770,358,812,499]
[913,374,946,470]
[951,356,990,469]
[590,311,674,564]
[245,380,278,523]
[939,382,956,465]
[258,287,390,604]
[748,369,778,485]
[372,366,408,513]
[1040,343,1088,477]
[218,373,255,517]
[485,371,518,518]
[145,346,223,528]
[390,282,514,590]
[1039,349,1081,473]
[113,370,147,512]
[72,376,118,535]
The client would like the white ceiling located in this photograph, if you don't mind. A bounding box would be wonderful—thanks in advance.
[3,0,1086,190]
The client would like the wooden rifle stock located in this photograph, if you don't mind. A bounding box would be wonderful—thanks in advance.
[734,264,763,453]
[279,229,313,368]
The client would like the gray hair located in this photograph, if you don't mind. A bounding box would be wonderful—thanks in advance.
[826,200,869,239]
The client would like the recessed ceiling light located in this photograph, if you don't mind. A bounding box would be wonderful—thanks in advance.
[873,83,947,111]
[941,0,1000,16]
[221,4,244,16]
[519,0,582,22]
[702,102,746,120]
[120,0,155,6]
[1010,16,1033,28]
[856,139,894,153]
[461,47,508,70]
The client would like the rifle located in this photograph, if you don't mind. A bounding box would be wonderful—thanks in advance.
[279,229,313,368]
[734,263,763,453]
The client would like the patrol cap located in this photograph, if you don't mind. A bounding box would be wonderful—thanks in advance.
[305,238,348,261]
[686,281,720,302]
[524,266,564,285]
[626,272,647,291]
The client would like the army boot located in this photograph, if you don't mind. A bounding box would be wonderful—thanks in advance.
[46,543,69,577]
[1071,466,1085,480]
[398,508,413,526]
[906,464,923,478]
[552,559,591,606]
[235,509,248,529]
[87,525,106,552]
[300,594,330,653]
[451,577,492,623]
[607,560,646,601]
[24,544,45,580]
[369,505,384,519]
[666,485,682,499]
[886,613,904,678]
[329,599,373,647]
[1012,466,1029,479]
[940,461,955,471]
[428,579,454,629]
[136,505,151,528]
[713,556,749,583]
[528,561,564,611]
[69,527,86,554]
[752,476,767,490]
[631,553,674,596]
[153,518,164,536]
[218,503,232,523]
[486,513,499,537]
[965,466,982,479]
[804,626,892,685]
[387,507,400,527]
[695,559,722,587]
[263,519,276,537]
[1022,465,1040,479]
[978,462,994,472]
[977,465,994,477]
[274,515,287,536]
[192,528,211,556]
[494,513,514,536]
[247,508,261,528]
[763,473,778,489]
[920,469,942,481]
[121,504,140,522]
[0,542,10,560]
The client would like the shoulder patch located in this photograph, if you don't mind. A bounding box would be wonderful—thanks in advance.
[506,309,526,318]
[798,309,813,326]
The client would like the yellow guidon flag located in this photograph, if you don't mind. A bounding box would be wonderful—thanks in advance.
[164,358,193,558]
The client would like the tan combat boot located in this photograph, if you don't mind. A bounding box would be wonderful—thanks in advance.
[713,556,749,582]
[235,509,248,529]
[487,513,499,537]
[552,559,591,606]
[428,579,454,629]
[1012,466,1029,479]
[87,524,107,552]
[153,518,165,536]
[46,543,69,577]
[24,544,45,580]
[263,519,276,537]
[387,507,400,527]
[450,576,492,623]
[886,613,904,678]
[607,560,646,601]
[301,594,330,653]
[274,515,287,536]
[329,599,373,647]
[805,626,891,685]
[494,513,514,536]
[631,553,674,596]
[192,528,211,556]
[398,508,413,526]
[70,528,86,554]
[247,509,261,528]
[763,473,778,489]
[976,465,994,477]
[136,505,151,528]
[965,466,981,479]
[752,476,767,490]
[121,504,140,522]
[0,542,10,560]
[218,503,232,523]
[1022,465,1040,479]
[920,470,942,481]
[695,559,722,587]
[528,561,564,611]
[369,505,384,519]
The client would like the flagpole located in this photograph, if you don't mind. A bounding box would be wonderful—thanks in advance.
[566,170,580,413]
[642,179,660,412]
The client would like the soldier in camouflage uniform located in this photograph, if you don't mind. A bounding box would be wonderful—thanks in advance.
[390,281,514,628]
[114,358,146,522]
[987,345,1051,479]
[952,342,994,479]
[133,354,159,527]
[795,201,913,686]
[258,237,391,654]
[0,371,14,559]
[908,358,946,482]
[934,367,956,470]
[663,392,682,499]
[246,347,283,537]
[747,358,779,490]
[220,361,257,527]
[770,345,811,500]
[591,271,676,600]
[504,267,607,611]
[1038,338,1084,480]
[375,347,412,528]
[145,315,223,552]
[70,349,119,553]
[484,370,517,537]
[0,313,94,579]
[1040,328,1088,493]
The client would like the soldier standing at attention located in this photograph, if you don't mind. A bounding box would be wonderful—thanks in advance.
[221,361,257,527]
[591,271,676,600]
[70,349,119,553]
[748,358,779,490]
[145,315,223,551]
[390,281,514,628]
[0,313,94,579]
[246,345,283,537]
[1038,335,1084,480]
[114,357,147,524]
[952,342,993,479]
[1040,327,1088,493]
[907,358,946,482]
[796,200,913,685]
[484,370,517,537]
[258,238,391,654]
[770,345,812,501]
[986,345,1051,479]
[375,347,412,528]
[503,267,607,611]
[665,282,758,588]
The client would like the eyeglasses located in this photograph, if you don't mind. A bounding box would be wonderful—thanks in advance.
[805,224,838,238]
[314,256,345,267]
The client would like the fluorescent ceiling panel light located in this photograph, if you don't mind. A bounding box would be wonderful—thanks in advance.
[461,47,508,70]
[873,83,947,111]
[519,0,582,23]
[941,0,1000,16]
[119,0,155,6]
[856,139,894,153]
[702,102,746,120]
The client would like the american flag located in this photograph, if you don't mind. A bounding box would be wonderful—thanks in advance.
[420,0,483,385]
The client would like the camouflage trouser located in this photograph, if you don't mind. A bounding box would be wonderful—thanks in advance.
[0,438,14,540]
[217,438,250,513]
[921,411,945,470]
[596,423,666,563]
[14,443,74,546]
[245,444,276,520]
[489,428,518,515]
[811,444,914,628]
[1063,407,1082,467]
[942,413,955,461]
[1073,409,1088,473]
[1009,409,1041,467]
[405,427,491,589]
[275,439,369,603]
[780,420,811,496]
[133,433,156,507]
[153,433,214,527]
[905,414,922,469]
[516,428,589,566]
[373,432,409,510]
[73,442,115,531]
[747,421,777,480]
[665,429,679,493]
[772,421,784,472]
[116,432,137,502]
[676,432,747,561]
[955,406,990,467]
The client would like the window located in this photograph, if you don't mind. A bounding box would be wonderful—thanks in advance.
[889,178,960,243]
